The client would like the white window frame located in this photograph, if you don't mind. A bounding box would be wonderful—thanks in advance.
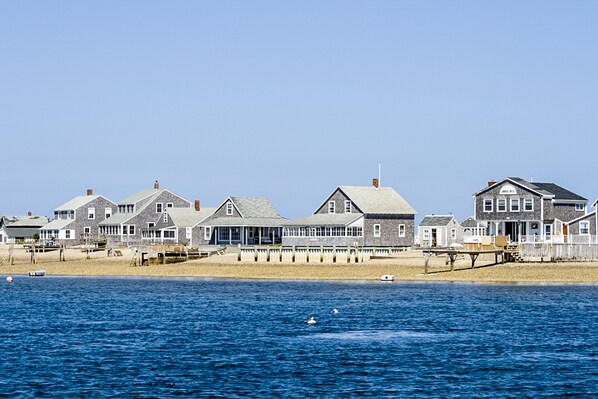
[226,202,233,215]
[88,207,95,220]
[423,228,430,241]
[398,224,405,238]
[580,221,590,235]
[84,226,91,236]
[156,203,163,213]
[544,224,552,238]
[576,203,586,212]
[524,198,534,212]
[167,203,174,208]
[163,213,168,223]
[483,199,493,212]
[497,198,507,212]
[105,207,112,219]
[451,228,457,240]
[344,200,351,213]
[204,226,212,241]
[328,201,335,214]
[373,224,381,238]
[510,198,520,212]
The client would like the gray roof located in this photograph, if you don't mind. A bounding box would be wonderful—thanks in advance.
[119,189,161,205]
[40,218,74,231]
[336,186,416,215]
[231,197,281,218]
[2,215,49,227]
[2,226,41,238]
[419,215,457,227]
[284,213,363,227]
[460,217,487,228]
[167,207,216,228]
[55,195,101,211]
[477,178,586,201]
[206,216,285,228]
[567,211,596,225]
[98,212,134,226]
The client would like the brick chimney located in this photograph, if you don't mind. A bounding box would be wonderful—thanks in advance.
[87,188,93,196]
[487,180,497,187]
[195,200,200,212]
[28,211,32,216]
[154,180,159,190]
[372,178,379,188]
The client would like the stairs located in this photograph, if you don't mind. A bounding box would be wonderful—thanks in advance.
[505,244,523,262]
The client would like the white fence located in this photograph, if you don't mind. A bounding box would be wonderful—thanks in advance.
[518,242,598,261]
[238,246,407,263]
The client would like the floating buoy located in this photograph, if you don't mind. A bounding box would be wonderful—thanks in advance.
[305,316,317,325]
[6,276,13,283]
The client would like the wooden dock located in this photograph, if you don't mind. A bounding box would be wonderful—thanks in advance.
[422,248,507,274]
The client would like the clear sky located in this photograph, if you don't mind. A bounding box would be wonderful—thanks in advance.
[1,0,597,222]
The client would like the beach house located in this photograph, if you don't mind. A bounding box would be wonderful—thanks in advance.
[417,215,463,247]
[282,179,416,247]
[39,189,117,245]
[566,199,598,243]
[198,197,285,246]
[0,213,49,244]
[98,181,191,245]
[473,177,588,242]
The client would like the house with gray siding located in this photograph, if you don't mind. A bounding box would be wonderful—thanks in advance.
[0,214,49,244]
[282,179,416,247]
[99,181,191,245]
[199,197,285,246]
[418,215,463,247]
[473,177,588,242]
[461,216,487,243]
[566,198,598,243]
[40,189,117,245]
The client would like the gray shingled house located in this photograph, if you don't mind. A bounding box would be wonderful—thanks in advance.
[39,189,117,245]
[473,177,588,242]
[1,214,49,244]
[566,199,597,243]
[143,201,216,247]
[99,181,191,245]
[282,180,416,247]
[199,197,285,246]
[418,215,463,247]
[460,216,487,244]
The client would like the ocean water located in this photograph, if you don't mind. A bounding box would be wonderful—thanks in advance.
[1,277,598,398]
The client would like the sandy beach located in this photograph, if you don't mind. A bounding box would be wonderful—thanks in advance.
[1,246,598,283]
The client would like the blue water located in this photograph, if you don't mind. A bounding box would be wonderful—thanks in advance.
[1,278,598,398]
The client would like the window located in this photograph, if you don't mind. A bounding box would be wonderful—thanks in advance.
[163,213,168,223]
[105,208,112,219]
[88,207,95,220]
[544,224,552,238]
[423,229,430,241]
[451,228,457,240]
[148,222,155,228]
[373,224,381,237]
[483,199,493,212]
[204,226,212,240]
[167,203,174,208]
[344,201,352,213]
[226,202,233,215]
[163,230,175,238]
[84,227,91,236]
[65,230,71,239]
[129,225,135,235]
[186,228,192,240]
[328,201,335,214]
[576,203,586,212]
[497,199,507,212]
[510,198,520,212]
[524,198,534,212]
[156,203,163,213]
[580,221,590,235]
[398,224,405,238]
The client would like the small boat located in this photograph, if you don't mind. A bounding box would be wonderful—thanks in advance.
[305,316,317,325]
[28,270,46,277]
[380,274,394,282]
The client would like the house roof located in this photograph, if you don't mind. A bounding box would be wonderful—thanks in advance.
[229,197,282,218]
[98,212,134,226]
[206,216,286,228]
[2,215,49,227]
[476,177,586,201]
[335,186,416,215]
[167,207,216,228]
[419,215,457,227]
[40,218,74,231]
[2,226,41,238]
[567,211,596,225]
[460,217,487,228]
[55,195,101,211]
[284,213,363,227]
[119,189,161,205]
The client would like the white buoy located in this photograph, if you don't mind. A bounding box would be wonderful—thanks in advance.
[6,276,13,283]
[305,316,316,325]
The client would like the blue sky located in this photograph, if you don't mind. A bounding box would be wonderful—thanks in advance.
[1,0,597,222]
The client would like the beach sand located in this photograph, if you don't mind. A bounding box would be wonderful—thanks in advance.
[1,246,598,283]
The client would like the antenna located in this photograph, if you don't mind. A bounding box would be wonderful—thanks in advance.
[378,162,381,187]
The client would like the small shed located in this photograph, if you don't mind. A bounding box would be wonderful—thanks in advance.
[418,215,463,248]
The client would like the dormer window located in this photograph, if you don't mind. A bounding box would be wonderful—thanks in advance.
[328,201,335,214]
[226,202,233,215]
[344,201,352,213]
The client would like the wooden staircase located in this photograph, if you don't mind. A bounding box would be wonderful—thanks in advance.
[505,244,523,262]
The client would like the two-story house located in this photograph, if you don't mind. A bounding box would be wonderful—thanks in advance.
[99,181,191,245]
[39,189,116,245]
[473,177,587,242]
[282,179,416,247]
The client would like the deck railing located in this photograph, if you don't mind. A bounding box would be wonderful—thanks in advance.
[238,246,407,263]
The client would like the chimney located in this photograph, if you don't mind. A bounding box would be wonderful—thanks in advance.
[195,200,200,212]
[87,188,93,196]
[372,178,379,188]
[154,180,159,190]
[487,180,497,187]
[28,211,32,217]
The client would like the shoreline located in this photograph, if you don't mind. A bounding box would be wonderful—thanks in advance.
[2,247,598,284]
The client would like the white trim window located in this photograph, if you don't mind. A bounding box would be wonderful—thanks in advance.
[373,224,381,238]
[344,200,351,213]
[163,212,168,223]
[88,207,95,220]
[576,203,586,212]
[129,225,135,235]
[544,224,552,238]
[156,203,163,213]
[226,202,234,216]
[423,228,430,241]
[204,226,212,241]
[167,203,174,209]
[328,201,335,214]
[65,230,71,239]
[580,221,590,235]
[105,207,112,219]
[451,228,457,240]
[84,227,91,236]
[483,199,493,212]
[524,198,534,212]
[497,198,507,212]
[510,198,520,212]
[398,224,405,238]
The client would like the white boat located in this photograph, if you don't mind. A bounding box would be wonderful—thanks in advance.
[380,274,394,281]
[28,270,46,277]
